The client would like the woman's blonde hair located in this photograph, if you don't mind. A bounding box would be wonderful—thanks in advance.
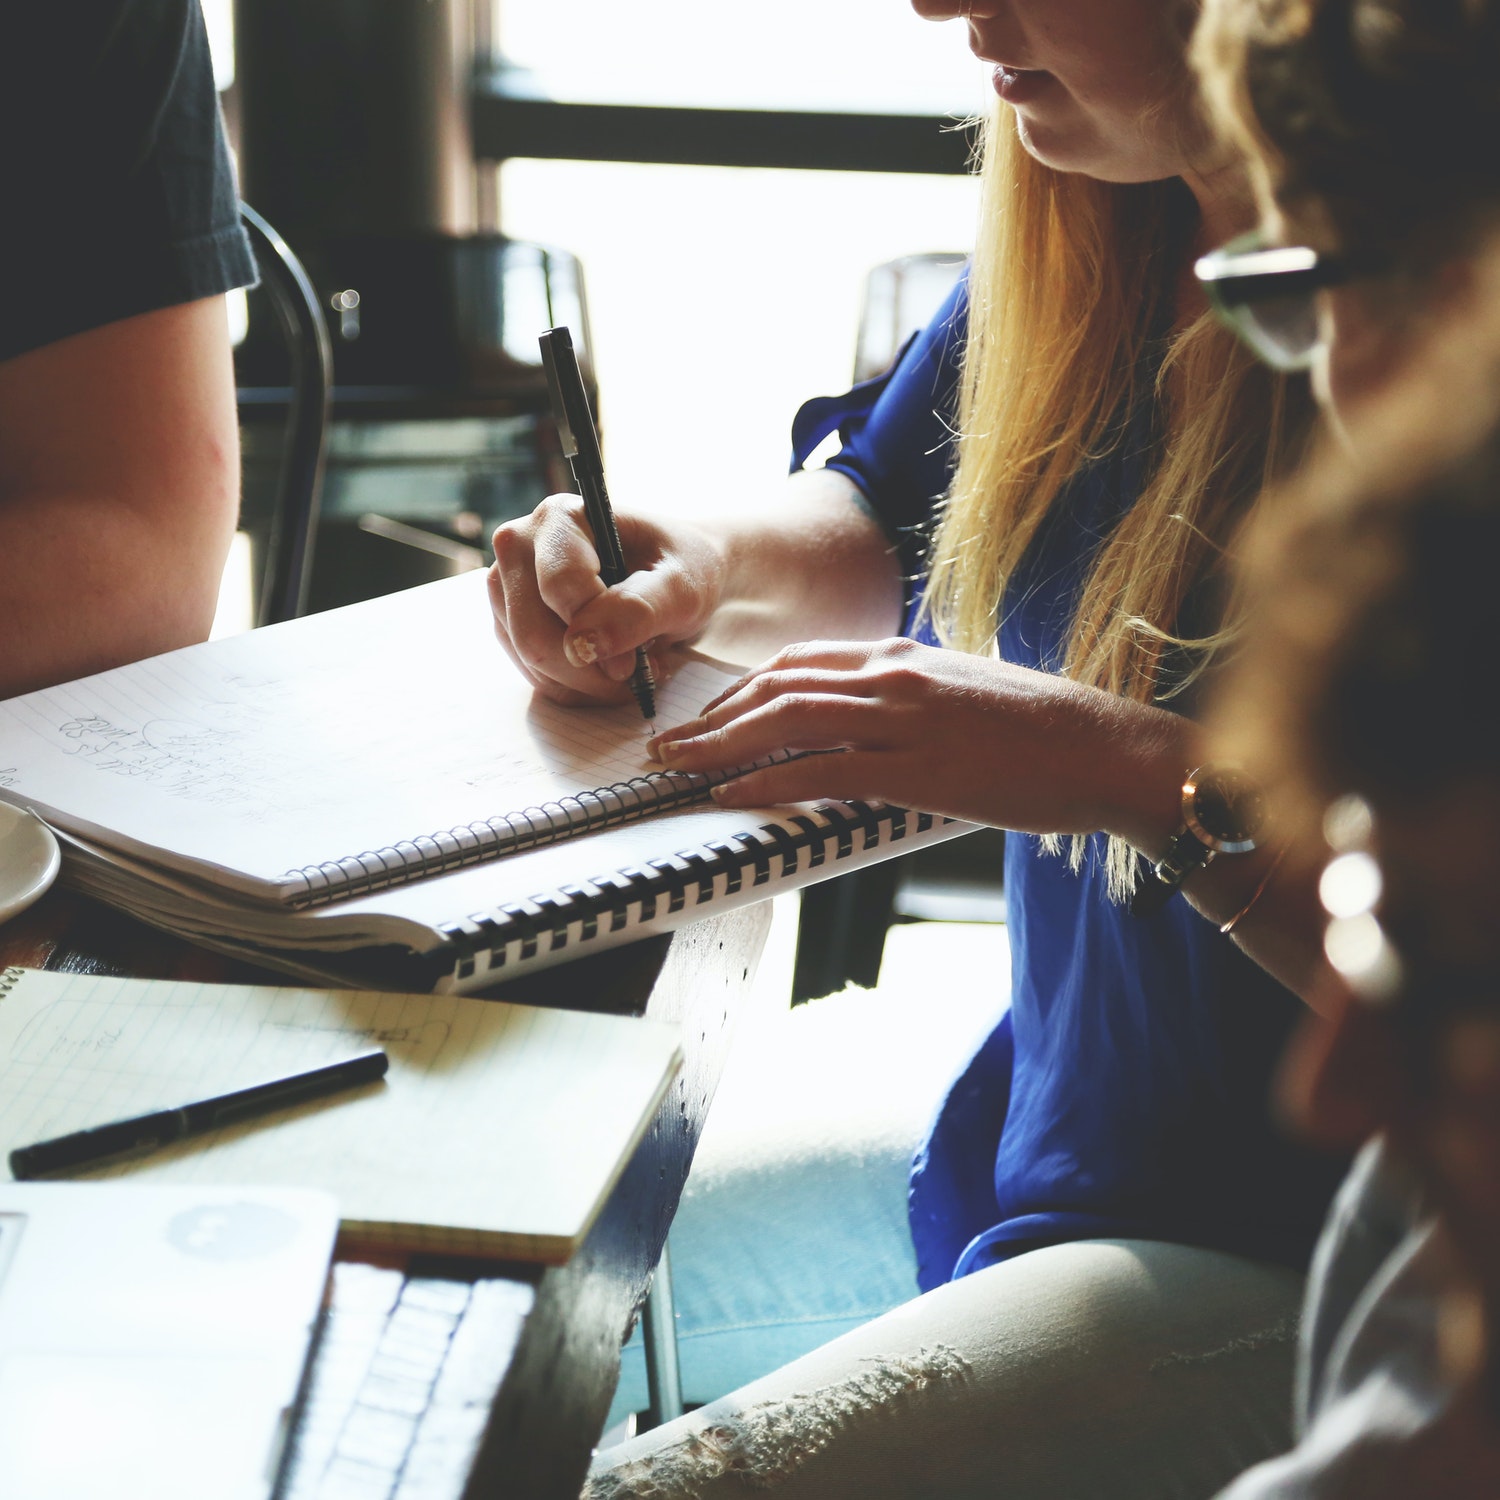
[920,108,1304,898]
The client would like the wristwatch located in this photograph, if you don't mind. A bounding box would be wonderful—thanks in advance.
[1130,765,1266,917]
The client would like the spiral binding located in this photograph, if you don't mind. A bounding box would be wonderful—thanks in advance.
[282,755,793,909]
[0,965,24,1000]
[433,800,945,981]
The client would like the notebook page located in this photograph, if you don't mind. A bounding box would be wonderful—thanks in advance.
[0,572,740,898]
[0,967,682,1261]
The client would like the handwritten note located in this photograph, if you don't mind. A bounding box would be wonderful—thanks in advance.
[0,572,740,897]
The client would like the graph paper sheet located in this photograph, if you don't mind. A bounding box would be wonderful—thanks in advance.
[0,966,681,1263]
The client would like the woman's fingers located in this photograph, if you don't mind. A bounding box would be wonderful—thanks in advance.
[562,541,719,672]
[489,502,616,695]
[528,494,610,624]
[489,597,624,707]
[490,497,728,705]
[640,635,1176,838]
[653,656,900,756]
[694,641,887,717]
[562,582,661,674]
[709,750,884,809]
[654,691,889,771]
[488,550,622,701]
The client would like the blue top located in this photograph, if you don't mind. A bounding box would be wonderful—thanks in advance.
[792,277,1340,1292]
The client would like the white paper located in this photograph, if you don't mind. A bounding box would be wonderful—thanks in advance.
[0,573,738,899]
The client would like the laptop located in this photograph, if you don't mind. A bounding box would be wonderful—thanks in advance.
[0,1183,338,1500]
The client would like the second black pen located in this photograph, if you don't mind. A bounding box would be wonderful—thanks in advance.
[8,1048,390,1179]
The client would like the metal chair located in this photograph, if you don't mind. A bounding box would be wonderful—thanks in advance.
[239,204,333,627]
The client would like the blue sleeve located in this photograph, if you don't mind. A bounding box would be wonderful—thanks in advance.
[790,274,967,592]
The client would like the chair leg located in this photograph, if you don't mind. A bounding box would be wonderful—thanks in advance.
[791,860,903,1004]
[640,1240,684,1431]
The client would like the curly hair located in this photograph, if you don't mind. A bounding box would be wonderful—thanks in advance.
[1215,248,1500,833]
[1195,0,1500,270]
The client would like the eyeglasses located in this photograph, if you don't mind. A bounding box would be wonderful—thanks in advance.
[1194,230,1360,373]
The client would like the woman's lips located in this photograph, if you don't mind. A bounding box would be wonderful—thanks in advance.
[992,66,1052,105]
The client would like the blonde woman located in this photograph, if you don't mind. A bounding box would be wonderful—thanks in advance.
[493,2,1336,1495]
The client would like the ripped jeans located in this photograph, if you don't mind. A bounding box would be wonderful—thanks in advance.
[586,1239,1304,1500]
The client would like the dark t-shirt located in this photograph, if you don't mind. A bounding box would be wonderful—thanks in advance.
[0,0,256,362]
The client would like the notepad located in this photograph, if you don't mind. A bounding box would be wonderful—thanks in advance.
[0,572,972,990]
[0,966,682,1263]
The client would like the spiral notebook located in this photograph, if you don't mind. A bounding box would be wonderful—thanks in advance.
[0,572,970,992]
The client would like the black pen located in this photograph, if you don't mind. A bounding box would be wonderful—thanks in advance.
[538,325,658,724]
[7,1048,390,1179]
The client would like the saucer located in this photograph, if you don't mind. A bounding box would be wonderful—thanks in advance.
[0,803,61,925]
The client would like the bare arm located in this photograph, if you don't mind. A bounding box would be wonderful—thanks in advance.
[697,468,905,659]
[488,466,903,705]
[647,635,1333,1006]
[493,439,1333,1005]
[0,297,240,698]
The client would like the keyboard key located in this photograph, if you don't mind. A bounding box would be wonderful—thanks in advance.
[281,1268,532,1500]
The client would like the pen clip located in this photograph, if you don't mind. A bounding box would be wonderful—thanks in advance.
[539,326,603,471]
[539,329,579,461]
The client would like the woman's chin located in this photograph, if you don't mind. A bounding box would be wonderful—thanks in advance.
[1010,106,1188,186]
[1013,113,1114,179]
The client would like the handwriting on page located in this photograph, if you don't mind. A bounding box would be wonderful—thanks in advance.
[51,712,269,810]
[28,665,713,813]
[0,574,742,880]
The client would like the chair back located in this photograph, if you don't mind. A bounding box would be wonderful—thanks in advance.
[240,204,333,626]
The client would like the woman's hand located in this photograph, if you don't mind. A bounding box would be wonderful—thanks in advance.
[489,470,908,707]
[653,636,1336,1003]
[648,637,1192,847]
[488,494,727,706]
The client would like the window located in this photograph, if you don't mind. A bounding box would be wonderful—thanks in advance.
[495,0,984,514]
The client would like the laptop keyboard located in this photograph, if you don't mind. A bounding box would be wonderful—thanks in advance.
[279,1262,536,1500]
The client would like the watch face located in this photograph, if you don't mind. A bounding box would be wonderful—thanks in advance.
[1185,767,1265,853]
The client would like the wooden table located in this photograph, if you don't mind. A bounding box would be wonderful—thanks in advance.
[0,887,772,1500]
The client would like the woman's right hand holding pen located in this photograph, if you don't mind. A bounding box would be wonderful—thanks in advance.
[489,493,727,707]
[489,468,907,708]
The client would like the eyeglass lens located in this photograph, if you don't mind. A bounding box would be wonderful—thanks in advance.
[1232,293,1321,372]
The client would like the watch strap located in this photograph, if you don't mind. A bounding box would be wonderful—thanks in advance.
[1130,829,1216,917]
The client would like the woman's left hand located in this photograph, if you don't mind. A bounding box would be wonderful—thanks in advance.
[648,637,1192,848]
